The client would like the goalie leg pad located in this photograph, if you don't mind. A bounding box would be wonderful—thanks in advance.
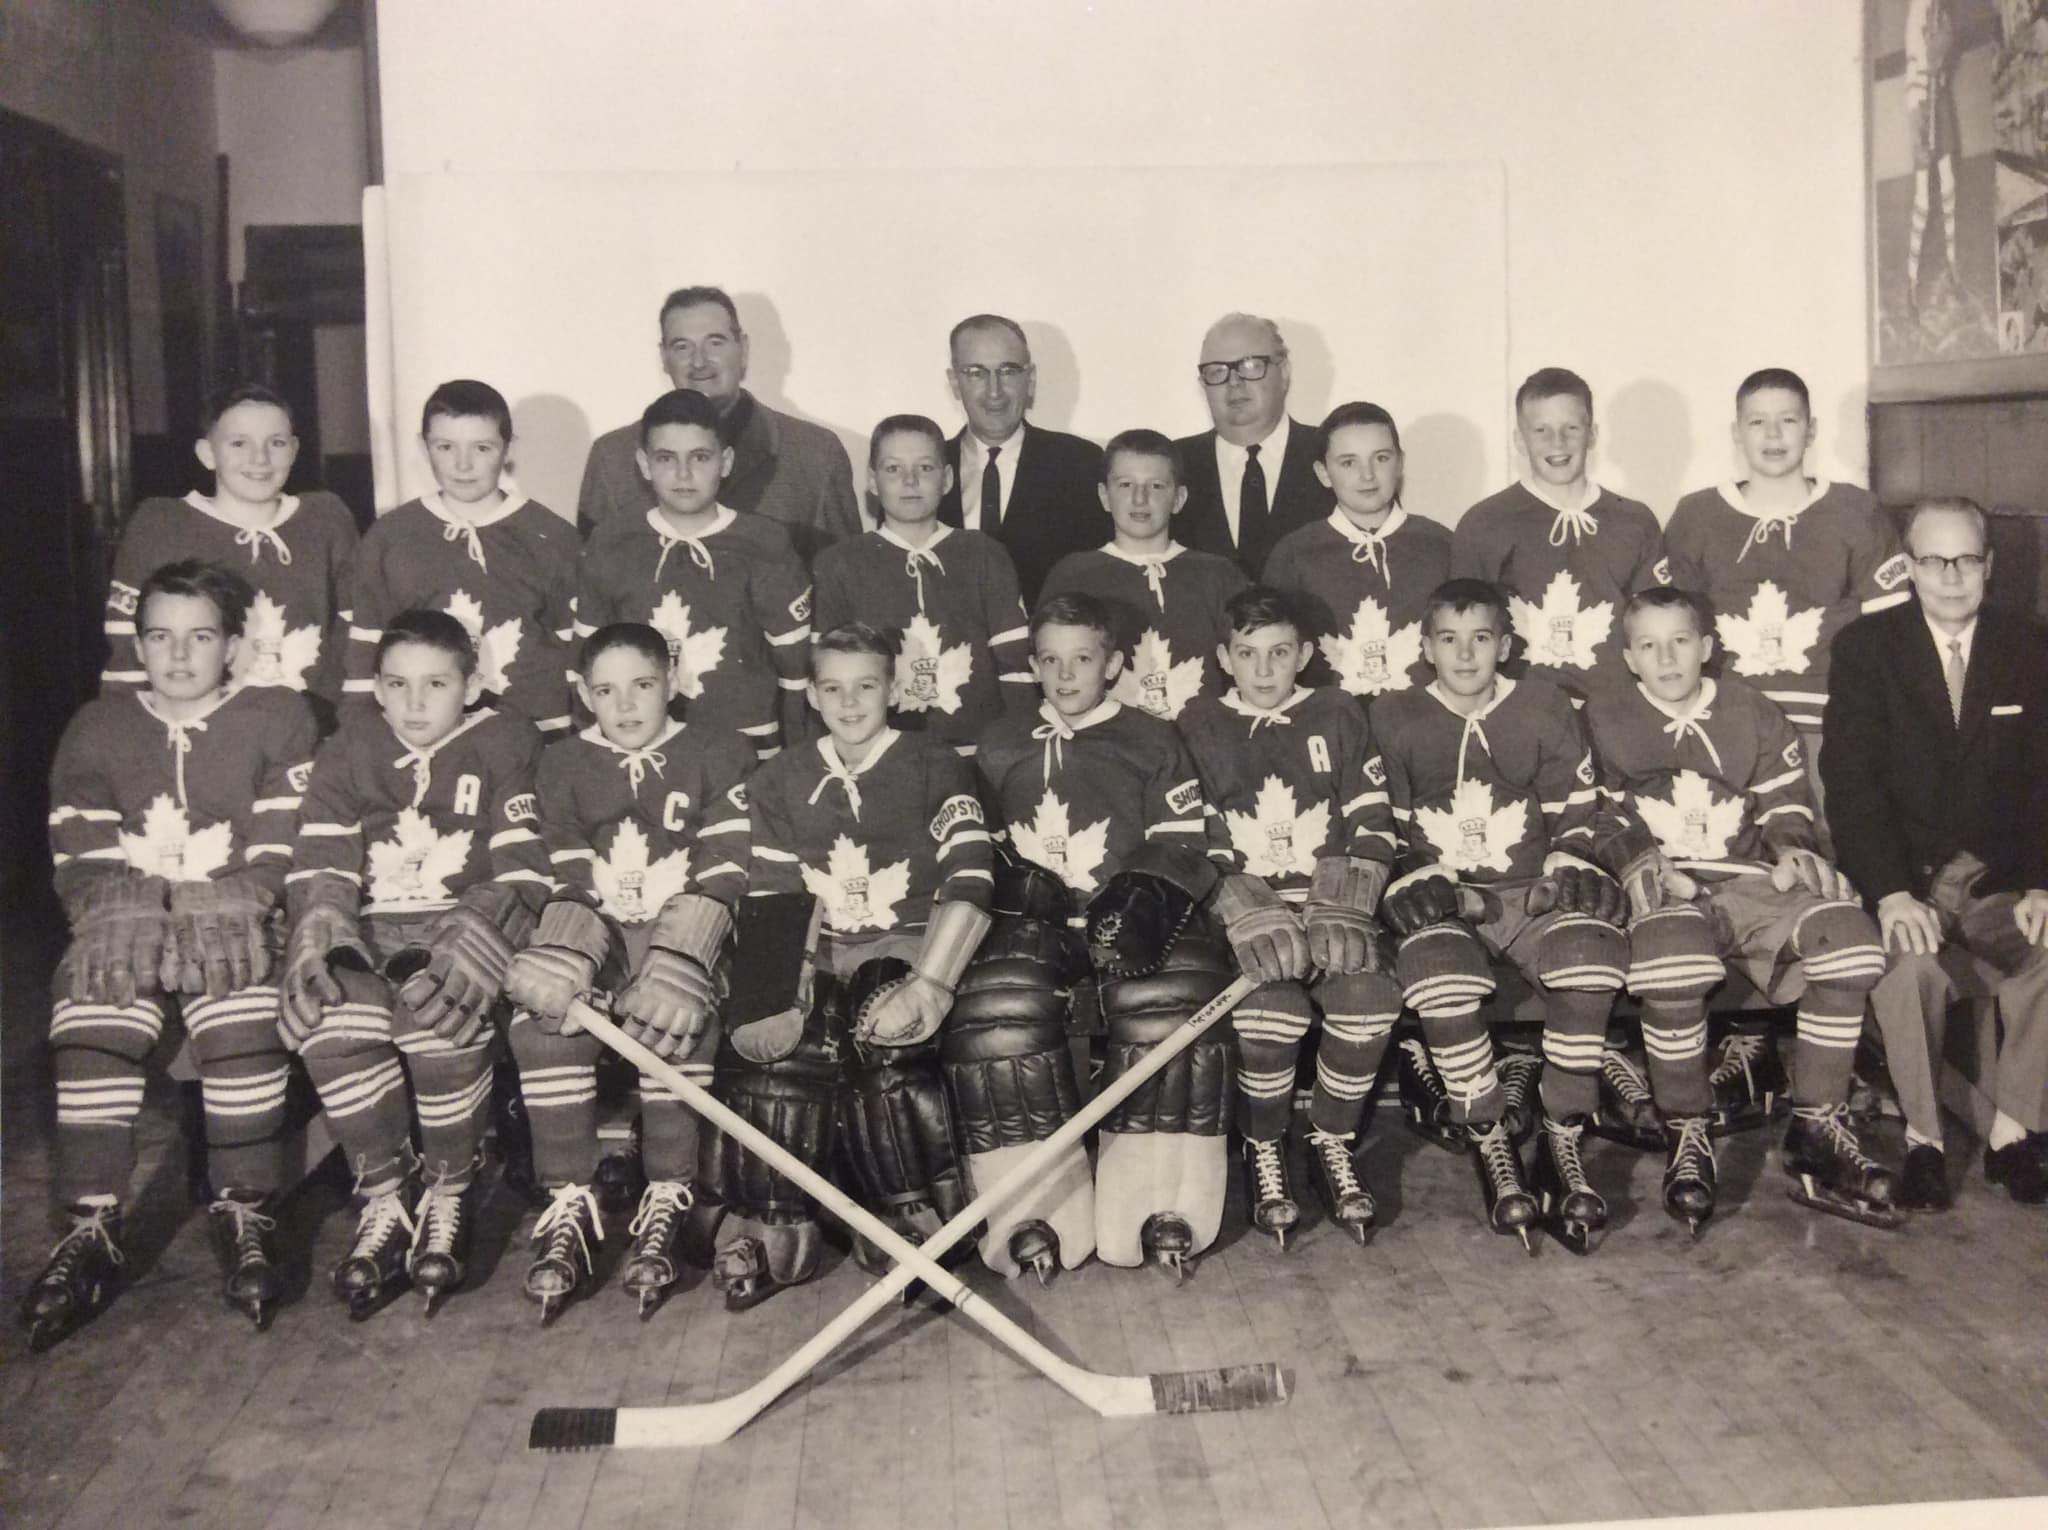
[49,997,166,1205]
[1232,980,1315,1143]
[1308,969,1401,1137]
[700,1019,839,1224]
[185,985,293,1195]
[506,1008,603,1188]
[1396,924,1503,1124]
[834,1035,970,1252]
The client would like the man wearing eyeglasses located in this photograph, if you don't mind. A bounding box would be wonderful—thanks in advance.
[1825,497,2048,1211]
[1175,313,1333,577]
[936,314,1103,607]
[575,286,860,561]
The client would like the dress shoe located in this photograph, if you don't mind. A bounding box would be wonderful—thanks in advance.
[1984,1138,2048,1205]
[1897,1143,1950,1211]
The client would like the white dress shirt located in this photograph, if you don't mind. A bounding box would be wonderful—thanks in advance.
[1213,415,1291,548]
[958,427,1023,533]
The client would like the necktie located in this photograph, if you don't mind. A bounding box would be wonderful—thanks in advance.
[982,446,1003,531]
[1945,638,1966,726]
[1240,443,1269,557]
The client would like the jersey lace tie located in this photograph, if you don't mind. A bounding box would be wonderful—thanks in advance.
[901,543,946,615]
[1647,683,1725,775]
[807,739,870,820]
[1130,553,1171,609]
[139,693,226,809]
[1031,704,1076,784]
[437,514,489,573]
[1546,503,1600,548]
[614,745,668,796]
[234,523,293,565]
[1737,508,1801,561]
[653,531,716,585]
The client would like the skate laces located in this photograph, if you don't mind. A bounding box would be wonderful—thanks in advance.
[1544,1117,1590,1184]
[1601,1049,1653,1103]
[351,1188,417,1254]
[1670,1116,1714,1175]
[1801,1104,1877,1170]
[1472,1122,1520,1190]
[209,1197,277,1262]
[412,1181,468,1260]
[629,1180,692,1239]
[1308,1130,1363,1195]
[534,1183,604,1266]
[50,1206,125,1272]
[1711,1032,1766,1090]
[1247,1139,1289,1202]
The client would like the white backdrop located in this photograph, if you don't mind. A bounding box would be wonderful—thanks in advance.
[369,162,1507,526]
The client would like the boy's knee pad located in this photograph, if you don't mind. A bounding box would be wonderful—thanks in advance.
[1534,913,1627,992]
[1626,905,1725,1002]
[1793,900,1887,994]
[1394,924,1495,1015]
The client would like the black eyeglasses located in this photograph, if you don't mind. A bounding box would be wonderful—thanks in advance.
[1197,355,1277,386]
[1911,553,1988,576]
[954,364,1029,386]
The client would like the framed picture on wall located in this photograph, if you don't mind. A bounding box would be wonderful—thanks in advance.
[1869,0,2048,398]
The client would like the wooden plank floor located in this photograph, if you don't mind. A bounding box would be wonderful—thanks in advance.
[7,936,2048,1527]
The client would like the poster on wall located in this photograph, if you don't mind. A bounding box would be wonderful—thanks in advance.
[1871,0,2048,395]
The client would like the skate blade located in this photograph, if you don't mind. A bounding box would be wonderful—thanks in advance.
[1028,1257,1058,1288]
[1401,1111,1465,1154]
[1547,1218,1598,1256]
[633,1289,668,1323]
[1785,1182,1905,1231]
[1515,1226,1537,1257]
[1587,1119,1665,1154]
[229,1297,275,1332]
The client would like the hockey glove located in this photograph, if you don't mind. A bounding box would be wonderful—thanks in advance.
[1211,873,1311,984]
[65,874,174,1009]
[1772,848,1854,903]
[1084,843,1221,979]
[618,893,731,1060]
[1528,853,1628,926]
[506,899,611,1031]
[1380,866,1464,938]
[168,874,276,998]
[856,898,993,1046]
[279,898,373,1047]
[1305,855,1390,975]
[396,887,533,1046]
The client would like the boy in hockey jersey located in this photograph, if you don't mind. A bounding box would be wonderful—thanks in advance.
[502,622,756,1318]
[1588,587,1894,1232]
[1265,402,1452,701]
[708,623,993,1308]
[576,388,814,760]
[811,415,1035,754]
[1373,579,1631,1254]
[1177,587,1404,1247]
[102,384,358,723]
[345,380,577,735]
[24,560,319,1347]
[977,592,1238,1277]
[281,610,551,1317]
[1040,429,1247,722]
[1452,370,1664,703]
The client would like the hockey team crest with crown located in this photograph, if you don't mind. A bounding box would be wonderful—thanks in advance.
[1325,598,1421,695]
[1115,630,1202,719]
[1719,582,1819,676]
[1509,570,1610,670]
[895,614,971,714]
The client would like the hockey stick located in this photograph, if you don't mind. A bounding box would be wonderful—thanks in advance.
[529,974,1281,1450]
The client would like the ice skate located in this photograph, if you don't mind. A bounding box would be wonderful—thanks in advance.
[1531,1114,1606,1255]
[1304,1129,1376,1245]
[1662,1115,1717,1238]
[1707,1029,1784,1136]
[524,1183,604,1324]
[208,1188,282,1330]
[1141,1211,1195,1282]
[1497,1049,1544,1146]
[408,1177,474,1316]
[1592,1047,1665,1152]
[1783,1105,1903,1230]
[1007,1220,1061,1287]
[1395,1036,1463,1152]
[621,1180,691,1319]
[333,1184,415,1320]
[20,1200,124,1352]
[1241,1137,1301,1249]
[713,1236,778,1312]
[1468,1120,1538,1254]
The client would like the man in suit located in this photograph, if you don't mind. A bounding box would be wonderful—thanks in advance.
[575,285,860,562]
[1824,496,2048,1210]
[937,314,1102,608]
[1175,313,1333,577]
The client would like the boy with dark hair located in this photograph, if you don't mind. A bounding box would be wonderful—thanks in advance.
[976,592,1238,1277]
[344,379,577,735]
[101,383,359,720]
[25,559,319,1346]
[1373,579,1630,1253]
[1589,585,1894,1233]
[281,609,552,1318]
[501,621,756,1318]
[1039,428,1247,722]
[1177,586,1404,1245]
[810,414,1036,753]
[1452,369,1665,703]
[576,388,814,761]
[1264,401,1452,701]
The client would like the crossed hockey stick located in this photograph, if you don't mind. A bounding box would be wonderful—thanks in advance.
[528,975,1284,1450]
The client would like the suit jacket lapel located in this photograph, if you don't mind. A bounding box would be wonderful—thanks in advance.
[1275,416,1321,517]
[939,430,966,528]
[1008,422,1048,529]
[1896,607,1958,734]
[1182,432,1229,554]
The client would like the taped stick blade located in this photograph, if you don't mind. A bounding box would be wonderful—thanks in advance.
[1148,1361,1290,1414]
[529,1407,617,1451]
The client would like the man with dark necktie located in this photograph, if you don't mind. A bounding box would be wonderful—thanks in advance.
[1825,496,2048,1210]
[936,314,1103,608]
[1174,313,1333,578]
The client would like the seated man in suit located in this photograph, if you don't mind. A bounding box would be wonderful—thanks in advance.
[575,285,861,562]
[937,314,1103,608]
[1825,497,2048,1210]
[1175,313,1333,577]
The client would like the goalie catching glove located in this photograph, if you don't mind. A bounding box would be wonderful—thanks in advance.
[616,893,730,1060]
[280,878,374,1046]
[390,885,536,1045]
[1084,843,1221,978]
[168,874,276,997]
[854,898,994,1046]
[62,873,174,1008]
[506,899,611,1029]
[1211,873,1309,985]
[1305,855,1389,974]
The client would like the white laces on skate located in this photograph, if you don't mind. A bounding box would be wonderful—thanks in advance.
[1799,1104,1877,1170]
[210,1197,277,1266]
[1307,1130,1363,1194]
[1670,1115,1714,1174]
[1600,1048,1653,1101]
[51,1205,125,1269]
[1711,1032,1767,1090]
[1103,541,1186,609]
[1472,1121,1521,1189]
[412,1184,469,1260]
[1544,1116,1589,1179]
[1325,506,1406,583]
[1247,1139,1289,1202]
[629,1180,693,1237]
[351,1189,418,1255]
[533,1183,605,1264]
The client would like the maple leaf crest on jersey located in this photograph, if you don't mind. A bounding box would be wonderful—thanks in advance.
[592,818,692,922]
[1226,776,1329,880]
[444,589,523,695]
[1717,581,1822,678]
[1634,770,1748,862]
[1113,628,1204,719]
[367,806,474,906]
[895,612,974,715]
[648,590,728,700]
[1413,777,1524,876]
[233,590,320,691]
[120,793,234,880]
[1509,569,1612,671]
[1010,792,1110,894]
[801,834,911,931]
[1322,597,1422,697]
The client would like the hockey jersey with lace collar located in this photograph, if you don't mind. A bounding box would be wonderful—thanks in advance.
[975,696,1228,899]
[344,488,576,734]
[1178,685,1396,902]
[1585,674,1817,881]
[1262,507,1452,699]
[1039,541,1248,721]
[102,491,359,707]
[287,706,550,921]
[535,718,754,924]
[1451,481,1664,701]
[811,523,1034,751]
[746,727,992,937]
[1663,479,1911,728]
[574,505,813,758]
[1373,673,1598,884]
[48,684,319,923]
